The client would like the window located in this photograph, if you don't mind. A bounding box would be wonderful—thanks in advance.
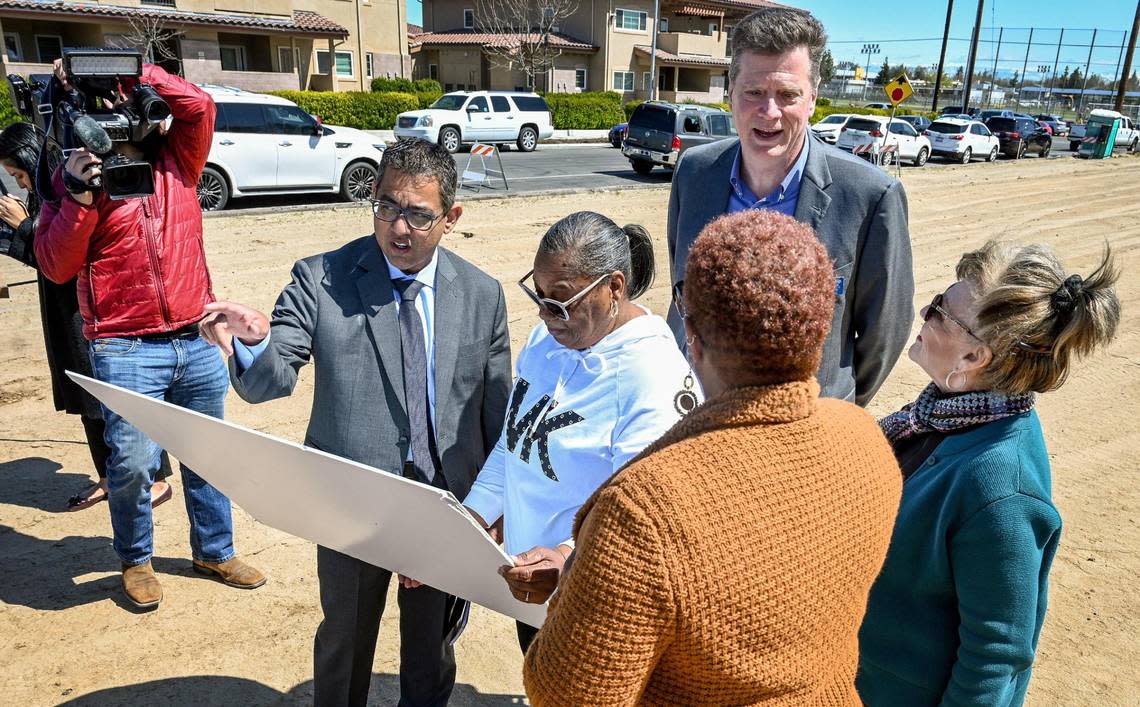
[429,64,438,80]
[615,9,647,32]
[709,23,719,34]
[34,35,62,63]
[4,33,21,61]
[463,8,474,29]
[140,0,176,6]
[682,114,702,134]
[267,104,316,135]
[444,82,453,91]
[708,114,730,136]
[491,95,510,112]
[512,96,550,112]
[316,49,354,78]
[366,53,374,79]
[525,73,534,89]
[217,103,266,134]
[642,72,652,90]
[659,18,669,33]
[612,71,634,91]
[278,46,295,73]
[220,45,247,71]
[574,69,586,90]
[466,96,489,112]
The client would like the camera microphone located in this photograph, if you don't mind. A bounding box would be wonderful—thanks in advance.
[72,114,113,154]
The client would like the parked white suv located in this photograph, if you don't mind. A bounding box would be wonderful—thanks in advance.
[926,118,1000,163]
[197,85,386,211]
[836,115,931,166]
[394,91,554,153]
[810,113,853,144]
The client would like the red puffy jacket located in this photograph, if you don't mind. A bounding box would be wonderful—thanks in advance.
[35,65,216,340]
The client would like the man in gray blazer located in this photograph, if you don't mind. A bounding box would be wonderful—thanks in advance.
[199,139,511,706]
[667,7,913,406]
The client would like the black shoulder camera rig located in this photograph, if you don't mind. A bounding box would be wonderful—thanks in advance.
[7,47,171,201]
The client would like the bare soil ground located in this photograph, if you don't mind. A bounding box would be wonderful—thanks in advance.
[2,153,1138,706]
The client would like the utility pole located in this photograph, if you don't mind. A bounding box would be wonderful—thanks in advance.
[861,43,880,101]
[1116,0,1140,112]
[962,0,985,113]
[649,0,659,101]
[932,0,954,113]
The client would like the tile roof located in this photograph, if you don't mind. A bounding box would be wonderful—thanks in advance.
[411,29,597,52]
[664,0,786,15]
[0,0,348,37]
[408,23,424,36]
[634,45,730,68]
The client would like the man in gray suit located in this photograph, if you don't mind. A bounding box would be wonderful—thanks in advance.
[199,139,511,706]
[667,7,913,406]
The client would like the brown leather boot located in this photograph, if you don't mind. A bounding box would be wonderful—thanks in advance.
[192,557,267,589]
[122,561,162,609]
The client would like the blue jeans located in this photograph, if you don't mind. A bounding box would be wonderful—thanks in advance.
[89,333,234,565]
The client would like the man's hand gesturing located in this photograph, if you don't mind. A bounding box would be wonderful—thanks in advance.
[199,301,270,357]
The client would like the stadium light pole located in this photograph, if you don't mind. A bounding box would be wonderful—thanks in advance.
[861,43,880,101]
[932,0,954,113]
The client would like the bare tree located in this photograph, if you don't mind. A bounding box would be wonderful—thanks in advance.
[108,15,183,65]
[473,0,579,87]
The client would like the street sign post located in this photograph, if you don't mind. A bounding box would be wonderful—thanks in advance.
[881,73,914,176]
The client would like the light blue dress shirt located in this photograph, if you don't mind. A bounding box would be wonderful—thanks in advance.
[727,133,810,217]
[233,248,440,458]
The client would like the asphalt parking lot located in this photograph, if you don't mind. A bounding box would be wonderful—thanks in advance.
[0,136,1078,212]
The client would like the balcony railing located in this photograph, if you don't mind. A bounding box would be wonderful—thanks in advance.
[656,31,727,59]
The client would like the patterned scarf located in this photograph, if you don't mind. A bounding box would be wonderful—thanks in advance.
[879,382,1036,445]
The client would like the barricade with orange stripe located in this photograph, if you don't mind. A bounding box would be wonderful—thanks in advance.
[460,143,509,192]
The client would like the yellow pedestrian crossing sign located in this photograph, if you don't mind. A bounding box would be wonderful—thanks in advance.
[884,74,913,106]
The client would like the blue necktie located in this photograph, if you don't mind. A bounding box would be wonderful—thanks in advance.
[393,278,438,485]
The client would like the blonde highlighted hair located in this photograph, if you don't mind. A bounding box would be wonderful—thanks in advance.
[957,240,1120,395]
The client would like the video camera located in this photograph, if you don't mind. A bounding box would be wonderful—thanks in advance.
[7,47,170,200]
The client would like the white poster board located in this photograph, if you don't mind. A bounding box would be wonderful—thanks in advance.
[68,372,547,628]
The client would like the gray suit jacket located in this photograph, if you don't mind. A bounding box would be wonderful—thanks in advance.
[666,135,914,406]
[230,235,512,499]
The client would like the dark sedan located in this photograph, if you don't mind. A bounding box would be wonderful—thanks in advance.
[984,116,1052,158]
[899,115,932,132]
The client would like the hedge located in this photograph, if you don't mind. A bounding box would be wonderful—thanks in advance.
[370,78,441,109]
[266,90,418,130]
[541,92,625,129]
[0,87,21,128]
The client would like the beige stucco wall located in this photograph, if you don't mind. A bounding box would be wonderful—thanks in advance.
[436,46,481,92]
[295,0,409,89]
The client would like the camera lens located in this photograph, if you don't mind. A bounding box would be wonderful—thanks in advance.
[102,158,155,200]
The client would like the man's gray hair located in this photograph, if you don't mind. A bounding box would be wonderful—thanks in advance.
[376,138,458,212]
[729,7,828,87]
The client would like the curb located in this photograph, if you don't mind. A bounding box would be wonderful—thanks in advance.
[203,182,669,219]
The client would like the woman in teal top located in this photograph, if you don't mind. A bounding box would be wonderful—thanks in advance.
[858,240,1120,706]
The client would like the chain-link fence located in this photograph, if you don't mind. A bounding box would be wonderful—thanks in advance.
[821,27,1139,121]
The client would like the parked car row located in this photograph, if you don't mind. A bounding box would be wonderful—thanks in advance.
[809,110,1061,167]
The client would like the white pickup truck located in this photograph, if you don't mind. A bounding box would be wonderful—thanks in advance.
[1068,110,1139,152]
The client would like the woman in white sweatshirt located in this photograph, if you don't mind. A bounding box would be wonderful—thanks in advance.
[462,211,696,651]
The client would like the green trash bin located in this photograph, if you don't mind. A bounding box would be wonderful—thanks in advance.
[1078,111,1121,159]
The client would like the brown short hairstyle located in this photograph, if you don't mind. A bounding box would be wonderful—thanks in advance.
[958,240,1120,395]
[684,210,834,385]
[729,7,828,86]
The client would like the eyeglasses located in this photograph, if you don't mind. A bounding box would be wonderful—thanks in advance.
[369,199,441,231]
[672,280,687,319]
[518,270,610,321]
[923,292,982,342]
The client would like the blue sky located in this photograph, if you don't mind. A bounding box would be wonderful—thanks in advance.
[407,1,1139,81]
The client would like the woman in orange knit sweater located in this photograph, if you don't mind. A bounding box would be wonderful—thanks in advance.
[523,209,903,705]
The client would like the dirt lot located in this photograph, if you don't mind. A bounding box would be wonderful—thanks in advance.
[2,154,1137,706]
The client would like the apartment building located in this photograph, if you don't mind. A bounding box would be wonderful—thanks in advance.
[412,0,777,101]
[0,0,410,93]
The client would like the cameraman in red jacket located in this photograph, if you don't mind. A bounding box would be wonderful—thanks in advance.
[36,60,265,609]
